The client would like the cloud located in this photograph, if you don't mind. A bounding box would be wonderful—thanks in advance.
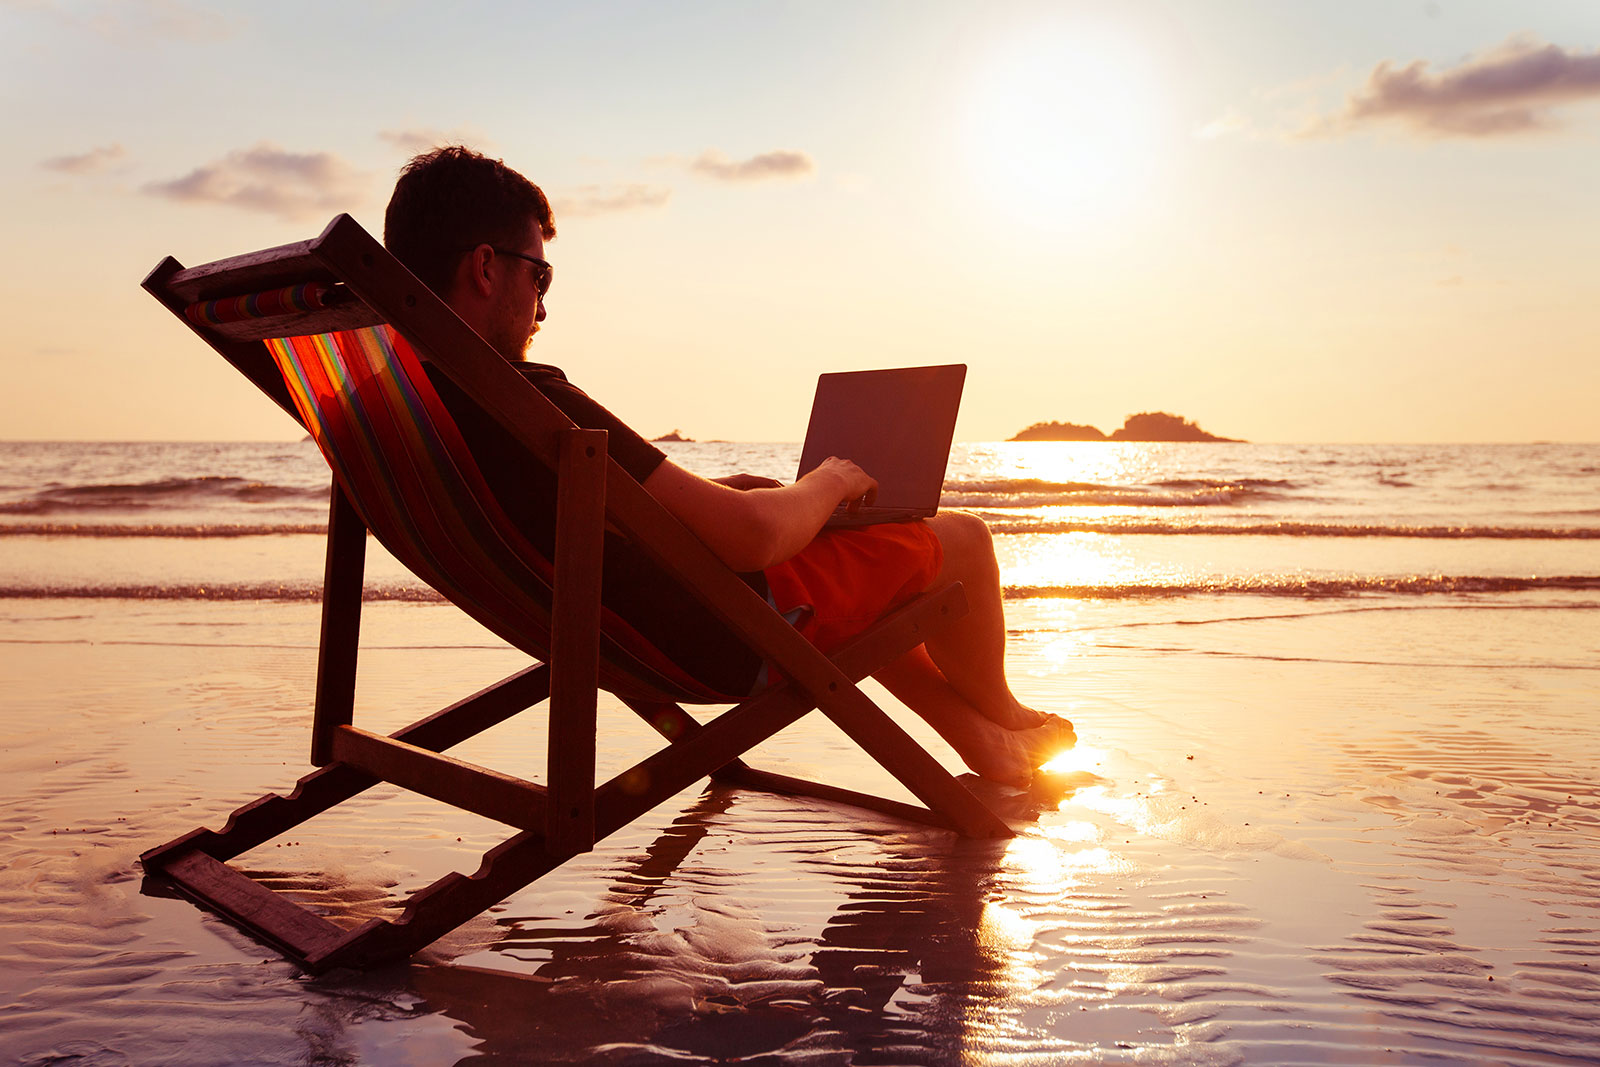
[379,127,494,157]
[551,184,672,218]
[41,143,128,175]
[1193,111,1249,141]
[7,0,240,42]
[688,149,816,182]
[1326,37,1600,138]
[143,143,371,220]
[122,0,239,41]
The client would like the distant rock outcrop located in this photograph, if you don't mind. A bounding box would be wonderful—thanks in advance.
[1009,421,1107,442]
[1111,412,1239,442]
[652,429,694,443]
[1010,412,1241,443]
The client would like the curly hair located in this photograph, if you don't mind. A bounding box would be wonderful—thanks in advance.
[384,145,556,297]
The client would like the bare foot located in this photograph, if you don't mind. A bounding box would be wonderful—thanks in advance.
[1041,712,1075,738]
[950,714,1077,787]
[980,697,1052,731]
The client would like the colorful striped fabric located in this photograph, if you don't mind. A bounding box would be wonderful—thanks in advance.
[185,283,335,326]
[264,324,738,703]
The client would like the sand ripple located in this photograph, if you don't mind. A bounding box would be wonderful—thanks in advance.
[5,598,1599,1064]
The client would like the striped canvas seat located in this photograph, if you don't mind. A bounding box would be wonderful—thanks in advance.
[265,323,741,704]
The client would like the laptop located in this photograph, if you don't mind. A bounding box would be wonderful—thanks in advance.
[796,364,966,527]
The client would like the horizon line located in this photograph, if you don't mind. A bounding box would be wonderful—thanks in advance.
[3,437,1596,447]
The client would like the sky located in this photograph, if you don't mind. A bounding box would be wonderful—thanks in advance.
[3,0,1598,443]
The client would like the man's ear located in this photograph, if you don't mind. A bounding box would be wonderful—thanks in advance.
[454,243,497,300]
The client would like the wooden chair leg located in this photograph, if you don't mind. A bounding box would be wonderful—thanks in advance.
[311,483,366,766]
[546,428,607,855]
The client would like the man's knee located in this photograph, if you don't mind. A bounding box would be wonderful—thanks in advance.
[928,510,997,576]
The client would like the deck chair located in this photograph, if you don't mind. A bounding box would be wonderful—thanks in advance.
[138,214,1012,972]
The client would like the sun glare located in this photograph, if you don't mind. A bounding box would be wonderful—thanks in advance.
[964,24,1166,227]
[1041,742,1107,777]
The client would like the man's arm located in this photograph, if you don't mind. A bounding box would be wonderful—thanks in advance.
[711,473,783,490]
[643,457,876,572]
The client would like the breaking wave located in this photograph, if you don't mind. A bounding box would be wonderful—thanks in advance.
[4,519,1597,541]
[5,575,1597,604]
[941,476,1296,509]
[0,523,327,537]
[0,476,325,515]
[0,580,441,602]
[981,520,1600,539]
[1004,574,1600,600]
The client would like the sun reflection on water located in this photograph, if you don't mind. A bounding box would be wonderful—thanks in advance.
[962,441,1172,489]
[1040,742,1107,776]
[1002,531,1150,594]
[1071,782,1177,840]
[959,441,1246,598]
[1045,820,1099,843]
[1002,833,1130,886]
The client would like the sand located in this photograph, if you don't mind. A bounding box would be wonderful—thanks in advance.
[2,592,1598,1065]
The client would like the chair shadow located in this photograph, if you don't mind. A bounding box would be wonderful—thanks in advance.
[403,774,1094,1064]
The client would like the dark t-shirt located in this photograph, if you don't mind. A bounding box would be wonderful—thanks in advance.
[425,360,766,696]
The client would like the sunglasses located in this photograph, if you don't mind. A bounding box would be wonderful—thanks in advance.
[491,247,554,297]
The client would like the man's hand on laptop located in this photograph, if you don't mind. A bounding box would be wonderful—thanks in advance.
[810,456,878,513]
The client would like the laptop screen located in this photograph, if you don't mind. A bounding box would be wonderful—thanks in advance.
[796,364,966,511]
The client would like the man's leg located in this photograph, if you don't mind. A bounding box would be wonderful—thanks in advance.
[874,646,1074,787]
[914,511,1045,729]
[871,511,1075,783]
[764,513,1074,783]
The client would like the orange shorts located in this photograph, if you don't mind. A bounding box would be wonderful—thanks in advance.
[762,520,944,654]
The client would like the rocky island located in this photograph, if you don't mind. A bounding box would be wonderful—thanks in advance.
[651,429,695,443]
[1010,412,1241,443]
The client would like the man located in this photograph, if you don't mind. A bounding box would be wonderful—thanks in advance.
[385,146,1072,785]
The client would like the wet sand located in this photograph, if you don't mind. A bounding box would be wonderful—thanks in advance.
[3,593,1598,1065]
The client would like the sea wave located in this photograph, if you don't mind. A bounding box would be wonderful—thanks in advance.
[1004,574,1600,600]
[0,522,327,537]
[0,476,326,515]
[4,518,1597,540]
[982,520,1600,539]
[5,574,1597,603]
[0,581,440,602]
[941,477,1295,509]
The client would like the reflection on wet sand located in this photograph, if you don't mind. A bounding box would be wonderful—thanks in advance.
[6,591,1598,1066]
[410,785,1015,1063]
[403,762,1275,1065]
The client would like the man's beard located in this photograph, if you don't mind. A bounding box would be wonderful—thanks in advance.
[490,323,534,361]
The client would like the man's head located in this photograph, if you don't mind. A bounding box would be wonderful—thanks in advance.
[385,146,556,359]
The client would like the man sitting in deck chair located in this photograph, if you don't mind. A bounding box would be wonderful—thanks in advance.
[385,146,1073,786]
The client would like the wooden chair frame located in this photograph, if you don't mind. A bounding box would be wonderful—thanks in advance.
[138,215,1011,972]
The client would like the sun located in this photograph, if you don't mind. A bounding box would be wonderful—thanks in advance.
[964,24,1167,227]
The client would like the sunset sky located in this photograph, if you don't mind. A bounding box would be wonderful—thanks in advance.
[4,0,1597,443]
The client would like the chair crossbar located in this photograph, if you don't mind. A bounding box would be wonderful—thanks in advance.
[328,726,550,831]
[714,764,943,828]
[142,663,553,871]
[164,850,349,962]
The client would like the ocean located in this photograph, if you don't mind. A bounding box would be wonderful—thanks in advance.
[3,439,1598,1065]
[4,439,1597,602]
